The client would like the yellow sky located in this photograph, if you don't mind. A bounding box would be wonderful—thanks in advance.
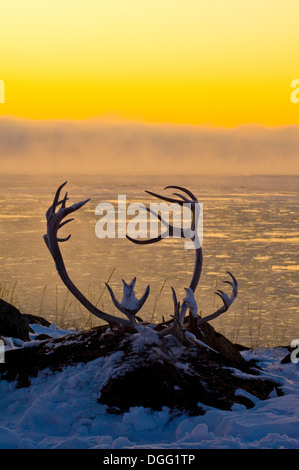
[1,0,299,126]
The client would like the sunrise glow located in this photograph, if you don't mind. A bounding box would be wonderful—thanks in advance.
[1,0,299,126]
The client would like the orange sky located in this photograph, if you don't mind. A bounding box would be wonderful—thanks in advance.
[1,0,299,126]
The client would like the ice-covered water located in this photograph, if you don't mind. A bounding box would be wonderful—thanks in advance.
[0,174,298,347]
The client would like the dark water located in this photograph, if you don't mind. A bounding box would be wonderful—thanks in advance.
[0,174,298,347]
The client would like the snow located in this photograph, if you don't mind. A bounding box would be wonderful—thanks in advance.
[0,324,299,449]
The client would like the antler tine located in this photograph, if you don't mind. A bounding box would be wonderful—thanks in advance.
[171,286,178,307]
[105,283,127,315]
[57,234,72,243]
[144,206,186,239]
[197,272,238,326]
[225,271,238,295]
[145,190,185,206]
[171,287,182,324]
[165,187,199,239]
[59,191,69,209]
[196,303,226,326]
[59,217,75,230]
[157,287,182,338]
[144,206,169,229]
[139,284,150,310]
[126,234,163,245]
[215,290,230,309]
[164,185,198,202]
[172,193,192,203]
[64,198,91,216]
[222,272,238,302]
[173,301,181,324]
[227,270,237,284]
[145,186,198,215]
[46,182,66,221]
[50,181,68,215]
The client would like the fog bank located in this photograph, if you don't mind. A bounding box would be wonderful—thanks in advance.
[0,119,298,175]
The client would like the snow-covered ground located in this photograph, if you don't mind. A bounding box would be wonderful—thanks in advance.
[0,323,298,449]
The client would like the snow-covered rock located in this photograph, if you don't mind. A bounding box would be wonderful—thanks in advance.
[0,322,298,449]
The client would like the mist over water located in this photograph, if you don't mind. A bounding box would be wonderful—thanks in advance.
[1,119,299,175]
[0,174,298,347]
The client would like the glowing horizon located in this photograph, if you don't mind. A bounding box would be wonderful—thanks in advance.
[1,0,299,126]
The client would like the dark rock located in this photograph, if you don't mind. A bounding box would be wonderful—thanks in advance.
[190,320,246,365]
[35,334,52,341]
[234,343,251,351]
[275,346,294,364]
[157,316,246,365]
[281,354,291,364]
[99,361,204,416]
[98,332,278,415]
[0,324,280,416]
[0,298,33,341]
[24,314,51,327]
[1,325,118,387]
[280,347,292,364]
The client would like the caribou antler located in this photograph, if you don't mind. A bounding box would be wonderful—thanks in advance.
[197,271,238,325]
[127,186,203,327]
[44,183,239,351]
[43,182,136,330]
[125,186,239,345]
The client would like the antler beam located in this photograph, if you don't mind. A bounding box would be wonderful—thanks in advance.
[197,271,238,325]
